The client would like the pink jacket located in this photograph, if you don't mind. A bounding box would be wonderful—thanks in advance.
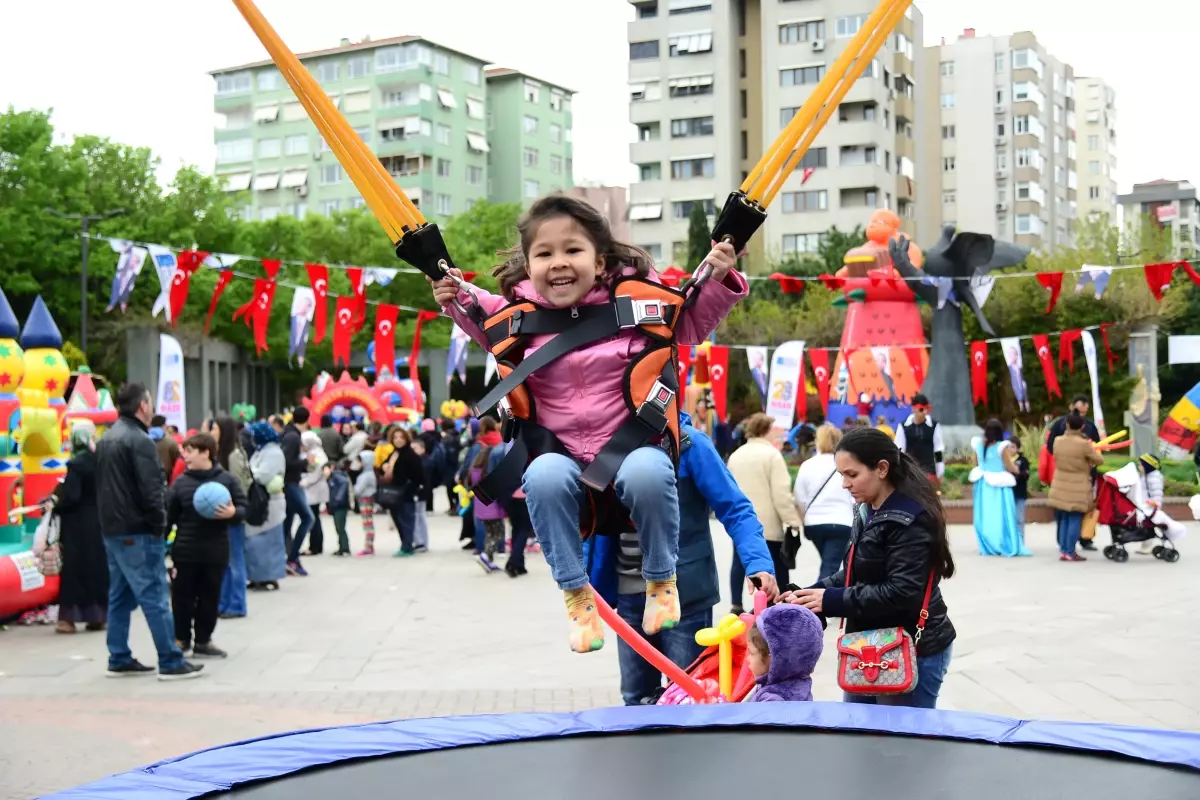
[446,267,748,464]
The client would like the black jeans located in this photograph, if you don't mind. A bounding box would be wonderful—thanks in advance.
[307,504,325,554]
[805,523,851,583]
[172,562,226,648]
[506,497,533,571]
[730,540,790,609]
[388,498,416,553]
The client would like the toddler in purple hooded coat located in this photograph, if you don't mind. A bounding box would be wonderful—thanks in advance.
[745,604,824,702]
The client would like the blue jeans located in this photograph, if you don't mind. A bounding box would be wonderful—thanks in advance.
[103,534,184,671]
[805,523,851,582]
[219,524,248,617]
[616,592,711,705]
[388,497,417,553]
[524,447,678,591]
[844,644,953,709]
[1014,499,1027,544]
[1055,510,1083,555]
[284,483,315,563]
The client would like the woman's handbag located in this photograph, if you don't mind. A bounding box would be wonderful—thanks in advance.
[374,482,407,511]
[32,510,62,577]
[835,543,934,696]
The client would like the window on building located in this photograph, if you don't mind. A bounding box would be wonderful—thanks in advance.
[1016,148,1042,169]
[995,52,1005,73]
[347,56,370,78]
[943,191,956,205]
[997,122,1006,136]
[796,147,827,170]
[670,116,714,137]
[258,138,281,158]
[779,20,825,44]
[466,97,485,120]
[319,199,341,216]
[639,162,662,181]
[939,61,954,77]
[283,135,308,156]
[780,107,799,128]
[839,145,878,167]
[317,136,332,152]
[256,70,280,91]
[343,91,371,113]
[671,157,715,180]
[437,158,451,177]
[670,0,711,13]
[996,151,1008,170]
[941,124,955,139]
[524,80,541,104]
[435,194,452,215]
[259,205,280,221]
[637,122,661,141]
[635,0,658,18]
[550,123,563,143]
[1089,186,1101,200]
[640,243,663,261]
[835,14,866,38]
[217,139,253,163]
[550,154,563,175]
[630,40,660,60]
[436,123,451,145]
[432,52,450,75]
[630,81,661,102]
[1087,134,1099,149]
[524,179,540,198]
[464,165,483,186]
[315,61,340,83]
[943,156,956,172]
[1015,214,1042,235]
[740,90,747,119]
[672,198,715,219]
[940,93,955,109]
[319,164,343,185]
[463,63,482,84]
[669,74,714,97]
[668,32,713,56]
[523,115,539,134]
[523,148,539,167]
[1088,160,1101,174]
[781,190,828,213]
[1011,48,1044,76]
[780,65,825,86]
[782,232,825,254]
[550,89,566,111]
[215,71,252,95]
[739,48,746,78]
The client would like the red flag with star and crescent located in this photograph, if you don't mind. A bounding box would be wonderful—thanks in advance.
[168,250,209,326]
[809,349,831,416]
[231,260,280,356]
[708,345,729,420]
[306,263,329,344]
[1031,334,1062,399]
[332,296,356,367]
[373,304,399,376]
[970,341,988,406]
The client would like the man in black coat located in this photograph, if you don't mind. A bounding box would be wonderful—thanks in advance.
[280,407,315,572]
[168,432,248,659]
[95,383,203,681]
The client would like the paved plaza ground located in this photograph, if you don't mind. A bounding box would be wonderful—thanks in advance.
[1,500,1197,798]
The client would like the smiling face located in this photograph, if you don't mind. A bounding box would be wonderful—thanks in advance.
[525,215,605,308]
[836,449,890,507]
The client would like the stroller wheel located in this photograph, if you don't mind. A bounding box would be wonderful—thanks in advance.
[1164,548,1181,563]
[1113,548,1130,563]
[1103,545,1115,559]
[1153,546,1165,559]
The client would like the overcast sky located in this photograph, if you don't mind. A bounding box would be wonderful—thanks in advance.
[2,0,1194,192]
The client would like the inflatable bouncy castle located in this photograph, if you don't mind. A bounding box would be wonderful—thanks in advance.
[1158,381,1200,461]
[302,370,421,427]
[824,210,928,428]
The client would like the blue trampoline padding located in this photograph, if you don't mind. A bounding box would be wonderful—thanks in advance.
[47,702,1200,799]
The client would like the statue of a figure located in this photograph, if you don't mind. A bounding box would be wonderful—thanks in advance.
[889,225,1029,427]
[1128,363,1161,459]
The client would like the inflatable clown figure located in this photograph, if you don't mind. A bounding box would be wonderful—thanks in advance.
[14,297,70,523]
[0,289,25,545]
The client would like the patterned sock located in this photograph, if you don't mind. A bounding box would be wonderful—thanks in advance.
[564,586,604,654]
[643,576,681,635]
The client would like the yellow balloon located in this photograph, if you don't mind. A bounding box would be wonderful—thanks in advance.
[695,614,746,700]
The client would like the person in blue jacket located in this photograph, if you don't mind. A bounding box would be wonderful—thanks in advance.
[586,413,778,705]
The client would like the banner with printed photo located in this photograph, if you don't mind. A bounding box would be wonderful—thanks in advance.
[289,287,316,366]
[106,240,148,313]
[765,340,805,431]
[746,346,769,410]
[447,324,470,385]
[146,244,177,322]
[156,334,187,431]
[1000,337,1030,413]
[1081,330,1107,438]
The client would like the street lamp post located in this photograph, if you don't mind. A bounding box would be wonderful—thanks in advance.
[45,207,126,357]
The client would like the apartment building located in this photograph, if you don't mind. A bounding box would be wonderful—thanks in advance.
[1075,77,1118,222]
[1118,179,1200,257]
[484,67,575,206]
[211,36,572,222]
[569,184,630,241]
[918,29,1088,251]
[626,0,923,270]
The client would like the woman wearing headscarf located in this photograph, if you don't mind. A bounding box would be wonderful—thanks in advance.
[244,421,288,590]
[210,416,252,618]
[53,421,108,633]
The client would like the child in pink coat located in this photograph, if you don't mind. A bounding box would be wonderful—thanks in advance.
[431,196,746,653]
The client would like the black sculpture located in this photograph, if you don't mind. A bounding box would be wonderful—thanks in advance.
[889,225,1029,426]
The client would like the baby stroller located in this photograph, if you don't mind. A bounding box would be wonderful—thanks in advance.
[1096,471,1179,564]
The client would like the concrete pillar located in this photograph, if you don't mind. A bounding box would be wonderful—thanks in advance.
[1126,324,1159,459]
[425,347,449,418]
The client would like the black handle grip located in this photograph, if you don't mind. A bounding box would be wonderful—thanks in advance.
[394,223,458,281]
[710,191,767,253]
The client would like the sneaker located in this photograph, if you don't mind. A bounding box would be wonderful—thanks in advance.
[393,549,414,558]
[158,662,205,681]
[564,586,605,653]
[106,660,155,678]
[643,576,681,635]
[1080,540,1097,551]
[356,548,375,557]
[1068,553,1088,562]
[287,562,309,576]
[332,550,350,557]
[461,541,475,551]
[477,553,495,573]
[218,613,245,619]
[413,544,429,554]
[192,642,228,659]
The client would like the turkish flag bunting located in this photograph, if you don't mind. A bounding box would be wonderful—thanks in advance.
[677,345,692,388]
[1036,272,1065,313]
[708,345,729,421]
[232,277,277,355]
[769,273,805,294]
[306,263,330,344]
[1144,262,1177,301]
[902,346,925,389]
[410,310,441,412]
[373,304,400,376]
[1059,328,1083,373]
[809,349,831,416]
[261,259,282,280]
[660,266,690,288]
[1099,322,1119,373]
[970,341,988,406]
[818,274,845,292]
[332,296,356,368]
[204,271,235,334]
[1181,261,1200,287]
[168,250,209,326]
[1031,334,1062,399]
[347,267,368,332]
[794,348,808,421]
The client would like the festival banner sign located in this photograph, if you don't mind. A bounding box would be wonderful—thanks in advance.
[1080,330,1107,438]
[289,287,316,366]
[156,334,187,431]
[1000,337,1030,413]
[765,340,805,432]
[746,346,769,410]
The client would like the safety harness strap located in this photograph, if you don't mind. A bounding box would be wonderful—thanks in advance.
[484,303,615,350]
[473,419,566,506]
[579,357,678,491]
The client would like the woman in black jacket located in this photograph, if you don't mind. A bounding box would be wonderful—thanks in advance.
[54,422,109,633]
[167,432,248,659]
[785,427,956,709]
[380,427,425,557]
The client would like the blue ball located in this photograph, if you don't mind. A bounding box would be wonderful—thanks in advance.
[193,481,232,520]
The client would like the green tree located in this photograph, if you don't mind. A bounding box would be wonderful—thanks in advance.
[686,202,710,269]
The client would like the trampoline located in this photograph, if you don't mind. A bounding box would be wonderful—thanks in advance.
[50,704,1200,799]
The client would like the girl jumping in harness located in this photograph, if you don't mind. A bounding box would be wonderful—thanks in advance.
[431,196,747,653]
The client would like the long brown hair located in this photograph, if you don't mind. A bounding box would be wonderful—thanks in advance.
[492,195,654,300]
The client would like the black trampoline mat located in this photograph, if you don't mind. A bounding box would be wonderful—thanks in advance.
[224,728,1200,799]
